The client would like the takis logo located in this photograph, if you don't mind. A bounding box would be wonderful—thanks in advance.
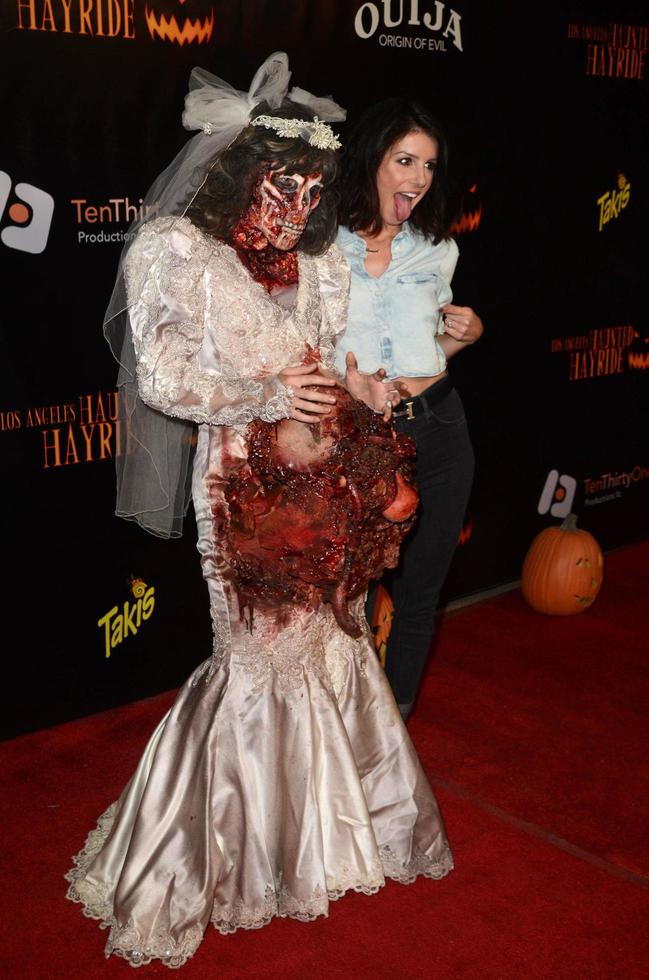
[538,470,577,518]
[597,172,630,232]
[97,576,156,658]
[145,0,214,44]
[0,171,54,254]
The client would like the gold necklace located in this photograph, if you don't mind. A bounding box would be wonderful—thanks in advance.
[364,239,388,253]
[361,233,396,254]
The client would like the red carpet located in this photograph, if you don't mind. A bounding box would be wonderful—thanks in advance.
[413,539,649,878]
[2,540,648,979]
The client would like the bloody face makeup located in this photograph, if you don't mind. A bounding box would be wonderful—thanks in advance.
[232,167,324,253]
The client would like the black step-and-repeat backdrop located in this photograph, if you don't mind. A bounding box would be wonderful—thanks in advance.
[2,1,647,737]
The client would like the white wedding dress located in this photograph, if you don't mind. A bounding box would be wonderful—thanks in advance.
[65,216,453,968]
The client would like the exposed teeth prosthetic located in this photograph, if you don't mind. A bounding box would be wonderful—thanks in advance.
[236,167,323,252]
[231,167,323,293]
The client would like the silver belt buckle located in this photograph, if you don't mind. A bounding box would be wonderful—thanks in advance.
[404,400,415,420]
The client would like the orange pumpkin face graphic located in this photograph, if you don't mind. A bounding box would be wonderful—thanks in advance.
[370,584,394,668]
[457,517,473,546]
[627,336,649,371]
[450,183,482,235]
[145,0,214,45]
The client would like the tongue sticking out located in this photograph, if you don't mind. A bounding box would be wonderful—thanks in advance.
[394,193,414,223]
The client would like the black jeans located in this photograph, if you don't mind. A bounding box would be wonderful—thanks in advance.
[376,382,474,708]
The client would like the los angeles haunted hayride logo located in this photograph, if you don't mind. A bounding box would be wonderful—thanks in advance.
[15,0,215,44]
[566,21,647,79]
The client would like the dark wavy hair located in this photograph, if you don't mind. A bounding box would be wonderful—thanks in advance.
[338,98,451,242]
[186,99,341,255]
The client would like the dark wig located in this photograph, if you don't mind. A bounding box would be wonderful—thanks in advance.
[338,98,451,242]
[186,99,340,255]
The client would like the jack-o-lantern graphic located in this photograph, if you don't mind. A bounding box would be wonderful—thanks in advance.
[145,0,214,45]
[457,517,473,546]
[627,332,649,371]
[371,584,394,668]
[450,183,482,235]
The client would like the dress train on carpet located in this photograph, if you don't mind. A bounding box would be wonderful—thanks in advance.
[65,604,452,968]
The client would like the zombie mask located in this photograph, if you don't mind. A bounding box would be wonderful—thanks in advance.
[234,167,323,252]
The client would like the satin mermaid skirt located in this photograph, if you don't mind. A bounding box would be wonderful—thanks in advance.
[65,605,453,969]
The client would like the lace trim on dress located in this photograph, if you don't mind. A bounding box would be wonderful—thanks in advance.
[65,802,453,966]
[105,919,204,970]
[64,803,204,969]
[212,858,384,935]
[211,846,453,936]
[380,843,454,884]
[64,802,118,924]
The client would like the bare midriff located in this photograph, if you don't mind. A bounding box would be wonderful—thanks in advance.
[394,372,448,398]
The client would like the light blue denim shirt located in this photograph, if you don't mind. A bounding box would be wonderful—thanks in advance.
[334,224,459,380]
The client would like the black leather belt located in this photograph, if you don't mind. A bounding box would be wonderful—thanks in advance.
[392,375,454,420]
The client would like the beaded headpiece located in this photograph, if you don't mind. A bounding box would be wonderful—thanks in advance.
[250,114,342,151]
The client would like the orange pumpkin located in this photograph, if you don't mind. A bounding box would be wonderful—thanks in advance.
[371,584,394,667]
[521,514,604,615]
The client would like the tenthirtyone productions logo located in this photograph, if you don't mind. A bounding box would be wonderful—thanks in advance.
[71,196,158,245]
[98,576,156,659]
[145,0,214,45]
[0,171,54,254]
[538,470,577,518]
[354,0,463,53]
[597,172,630,232]
[583,465,649,508]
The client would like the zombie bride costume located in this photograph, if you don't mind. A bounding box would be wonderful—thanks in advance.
[65,54,453,969]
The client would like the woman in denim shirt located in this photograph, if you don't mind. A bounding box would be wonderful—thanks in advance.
[335,99,483,720]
